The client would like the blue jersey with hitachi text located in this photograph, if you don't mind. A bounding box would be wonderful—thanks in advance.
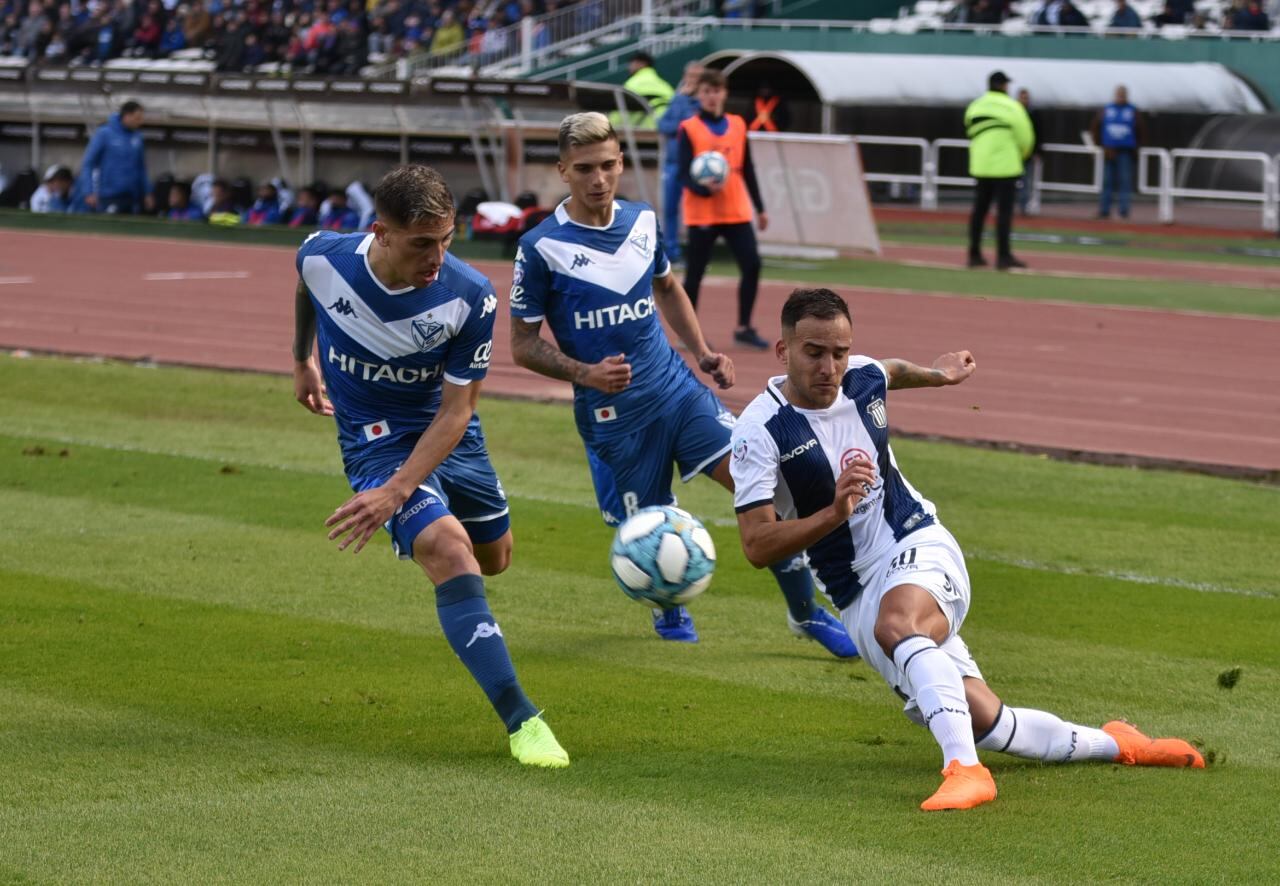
[511,198,704,444]
[297,231,499,481]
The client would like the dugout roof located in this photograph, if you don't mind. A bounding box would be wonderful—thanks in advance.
[706,51,1267,115]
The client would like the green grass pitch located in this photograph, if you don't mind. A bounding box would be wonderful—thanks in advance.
[2,353,1278,882]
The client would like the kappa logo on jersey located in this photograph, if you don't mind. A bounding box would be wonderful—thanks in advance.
[780,438,819,463]
[571,253,592,270]
[629,231,651,259]
[470,340,493,369]
[328,297,358,318]
[411,317,447,352]
[509,284,526,309]
[397,492,441,526]
[866,397,887,429]
[465,621,503,648]
[481,293,497,317]
[573,295,656,330]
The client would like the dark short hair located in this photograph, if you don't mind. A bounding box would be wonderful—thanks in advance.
[631,51,654,66]
[120,99,143,115]
[373,164,454,227]
[781,288,851,331]
[988,70,1010,90]
[697,69,727,90]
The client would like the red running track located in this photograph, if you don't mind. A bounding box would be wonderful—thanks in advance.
[1,230,1277,475]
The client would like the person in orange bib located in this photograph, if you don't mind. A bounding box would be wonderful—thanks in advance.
[677,69,770,350]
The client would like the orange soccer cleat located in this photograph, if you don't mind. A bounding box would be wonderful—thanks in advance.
[920,760,998,811]
[1102,720,1205,769]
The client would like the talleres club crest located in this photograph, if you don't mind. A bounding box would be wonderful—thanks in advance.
[866,397,887,429]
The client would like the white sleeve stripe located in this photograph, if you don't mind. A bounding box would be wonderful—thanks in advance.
[443,373,475,386]
[520,315,544,323]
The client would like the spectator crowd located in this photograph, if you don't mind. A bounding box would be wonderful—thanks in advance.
[0,0,645,74]
[943,0,1273,31]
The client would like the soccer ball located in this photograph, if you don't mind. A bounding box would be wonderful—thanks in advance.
[689,151,729,189]
[610,506,716,609]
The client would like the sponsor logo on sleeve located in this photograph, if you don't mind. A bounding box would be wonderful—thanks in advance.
[732,438,748,462]
[470,340,493,369]
[509,285,526,309]
[481,292,497,317]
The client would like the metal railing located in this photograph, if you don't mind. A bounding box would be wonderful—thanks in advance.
[530,17,712,81]
[642,14,1280,42]
[852,135,1280,231]
[373,0,712,81]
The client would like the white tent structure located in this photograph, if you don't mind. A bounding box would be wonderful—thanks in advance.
[708,50,1268,132]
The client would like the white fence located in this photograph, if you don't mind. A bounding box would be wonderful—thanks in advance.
[853,135,1280,231]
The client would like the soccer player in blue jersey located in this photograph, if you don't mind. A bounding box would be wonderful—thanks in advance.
[291,164,569,768]
[508,111,856,656]
[732,287,1204,811]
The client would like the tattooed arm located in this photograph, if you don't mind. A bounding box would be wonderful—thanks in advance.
[883,351,976,390]
[292,277,333,415]
[509,317,632,394]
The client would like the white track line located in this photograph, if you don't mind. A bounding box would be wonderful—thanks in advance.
[0,276,35,285]
[143,271,251,281]
[6,428,1274,600]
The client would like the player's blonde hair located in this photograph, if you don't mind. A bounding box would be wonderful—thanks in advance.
[558,112,618,158]
[373,164,455,227]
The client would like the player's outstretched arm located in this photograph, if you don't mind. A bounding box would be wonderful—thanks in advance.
[292,278,333,416]
[652,272,734,389]
[324,379,479,554]
[736,460,877,568]
[510,317,632,394]
[883,351,976,390]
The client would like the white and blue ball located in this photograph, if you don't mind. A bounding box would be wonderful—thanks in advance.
[610,506,716,609]
[689,150,729,189]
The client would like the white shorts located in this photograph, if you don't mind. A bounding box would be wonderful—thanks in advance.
[838,523,983,727]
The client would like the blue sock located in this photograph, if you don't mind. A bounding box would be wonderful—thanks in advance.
[435,574,539,733]
[769,556,815,622]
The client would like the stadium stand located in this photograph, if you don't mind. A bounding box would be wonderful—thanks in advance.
[891,0,1277,34]
[0,0,776,77]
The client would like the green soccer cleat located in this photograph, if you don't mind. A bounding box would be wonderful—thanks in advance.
[509,715,570,769]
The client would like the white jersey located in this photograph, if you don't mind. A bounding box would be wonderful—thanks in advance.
[730,357,938,610]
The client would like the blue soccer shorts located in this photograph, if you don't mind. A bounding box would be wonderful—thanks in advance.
[351,431,510,559]
[587,383,734,526]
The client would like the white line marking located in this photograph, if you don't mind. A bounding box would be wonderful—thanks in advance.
[143,271,251,281]
[0,276,35,285]
[6,428,1274,600]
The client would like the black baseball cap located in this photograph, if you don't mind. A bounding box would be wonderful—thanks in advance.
[989,71,1011,89]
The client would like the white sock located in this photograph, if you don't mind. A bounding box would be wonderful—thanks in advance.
[976,705,1120,763]
[893,635,979,767]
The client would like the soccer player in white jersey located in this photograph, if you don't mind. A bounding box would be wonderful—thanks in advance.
[291,164,568,768]
[731,288,1204,811]
[509,111,857,657]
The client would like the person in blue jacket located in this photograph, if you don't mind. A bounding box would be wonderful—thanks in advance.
[1091,85,1146,219]
[655,61,703,265]
[75,100,152,214]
